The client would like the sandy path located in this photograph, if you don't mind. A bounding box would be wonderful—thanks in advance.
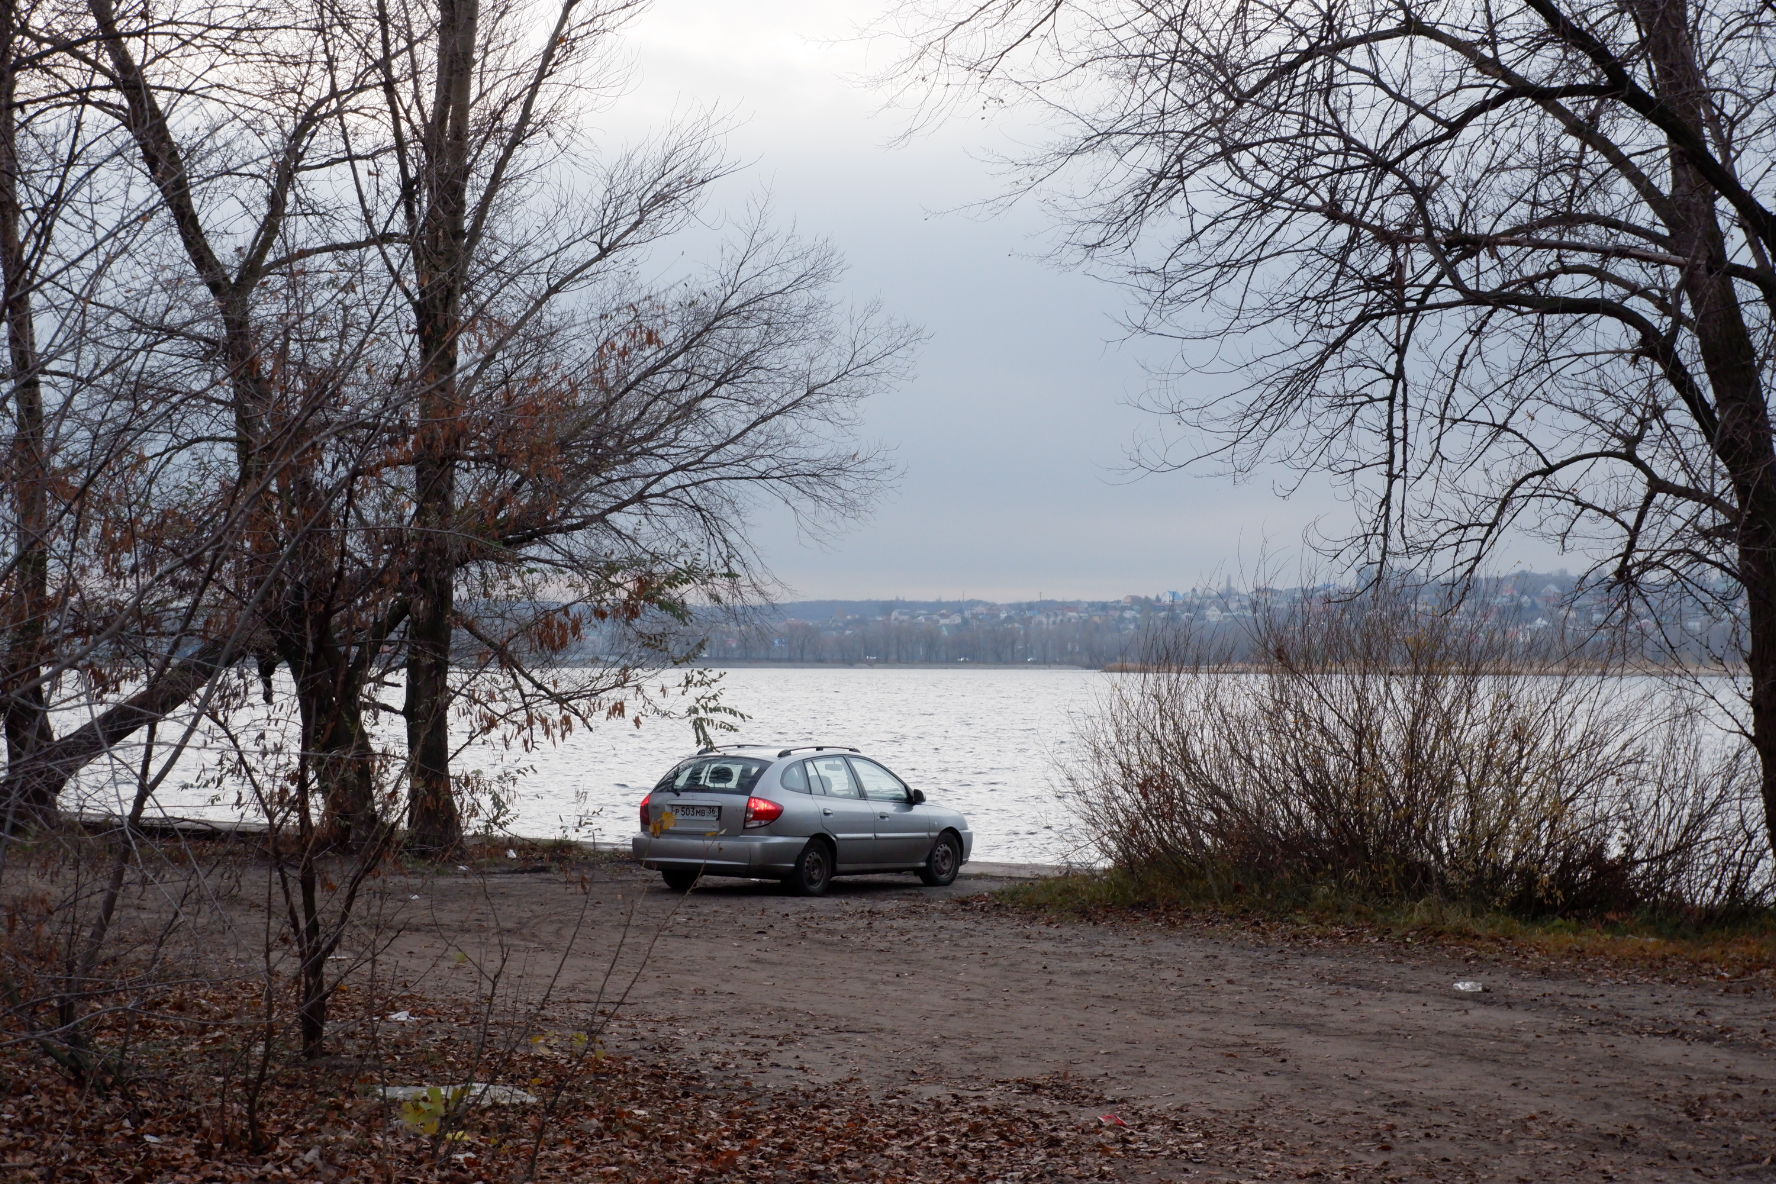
[374,863,1776,1182]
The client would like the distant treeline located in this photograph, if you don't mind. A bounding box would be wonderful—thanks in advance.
[626,572,1745,668]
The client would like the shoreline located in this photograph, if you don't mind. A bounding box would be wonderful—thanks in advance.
[691,660,1096,670]
[691,658,1747,675]
[62,812,1079,880]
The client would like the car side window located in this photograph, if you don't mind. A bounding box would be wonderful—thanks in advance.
[849,757,909,803]
[808,755,861,799]
[779,760,809,793]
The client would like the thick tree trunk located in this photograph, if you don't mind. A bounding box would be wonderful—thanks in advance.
[400,0,479,856]
[318,695,379,848]
[403,560,457,852]
[0,641,231,827]
[1636,0,1776,862]
[1739,551,1776,862]
[289,651,381,850]
[0,0,56,831]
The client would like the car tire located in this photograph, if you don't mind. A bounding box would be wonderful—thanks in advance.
[918,832,961,887]
[786,839,833,896]
[661,868,700,892]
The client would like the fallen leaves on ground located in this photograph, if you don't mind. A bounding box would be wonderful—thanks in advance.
[0,979,1240,1184]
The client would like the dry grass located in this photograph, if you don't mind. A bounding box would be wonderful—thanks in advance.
[991,869,1776,981]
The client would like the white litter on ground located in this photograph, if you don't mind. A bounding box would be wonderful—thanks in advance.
[375,1083,539,1106]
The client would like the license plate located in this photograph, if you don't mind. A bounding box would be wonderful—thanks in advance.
[672,804,719,824]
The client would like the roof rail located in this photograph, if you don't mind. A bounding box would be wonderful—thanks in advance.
[694,743,774,755]
[776,744,861,758]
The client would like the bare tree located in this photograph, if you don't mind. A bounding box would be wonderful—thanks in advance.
[3,0,907,857]
[0,0,906,1085]
[0,0,56,809]
[341,0,907,851]
[0,0,237,829]
[895,0,1776,859]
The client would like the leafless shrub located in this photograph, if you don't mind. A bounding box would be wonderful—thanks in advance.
[1076,596,1773,916]
[0,821,248,1089]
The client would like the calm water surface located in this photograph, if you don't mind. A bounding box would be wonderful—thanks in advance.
[485,666,1107,864]
[73,666,1112,865]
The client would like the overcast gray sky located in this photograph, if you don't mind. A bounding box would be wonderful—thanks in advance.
[608,1,1354,601]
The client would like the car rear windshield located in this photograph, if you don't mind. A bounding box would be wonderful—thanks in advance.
[654,756,769,795]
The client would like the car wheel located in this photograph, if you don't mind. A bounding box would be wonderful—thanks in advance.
[918,832,961,887]
[786,839,833,896]
[661,868,700,892]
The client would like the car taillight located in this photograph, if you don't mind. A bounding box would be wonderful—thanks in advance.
[744,796,782,828]
[639,793,653,830]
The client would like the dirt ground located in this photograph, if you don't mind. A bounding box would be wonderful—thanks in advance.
[361,859,1776,1183]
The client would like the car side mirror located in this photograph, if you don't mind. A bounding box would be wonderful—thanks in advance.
[910,789,926,804]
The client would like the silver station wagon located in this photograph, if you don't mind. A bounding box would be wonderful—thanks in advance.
[632,744,974,895]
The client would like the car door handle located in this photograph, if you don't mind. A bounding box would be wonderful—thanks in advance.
[822,808,834,816]
[877,812,888,819]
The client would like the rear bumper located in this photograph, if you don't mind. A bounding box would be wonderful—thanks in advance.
[632,832,807,877]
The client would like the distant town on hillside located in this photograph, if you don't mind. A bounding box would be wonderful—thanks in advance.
[669,571,1742,668]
